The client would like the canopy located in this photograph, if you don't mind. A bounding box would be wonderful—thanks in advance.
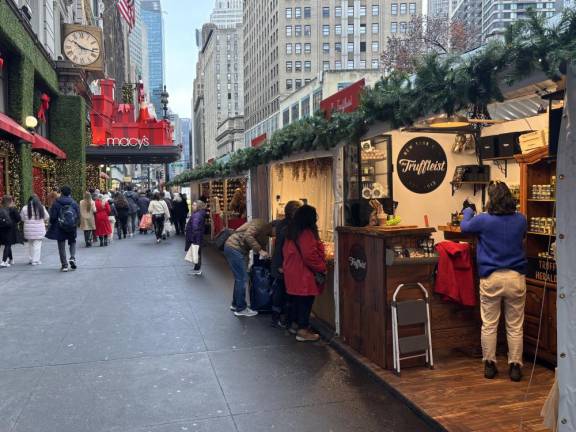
[32,134,67,159]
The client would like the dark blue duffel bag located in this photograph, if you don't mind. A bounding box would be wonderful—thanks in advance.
[249,256,273,312]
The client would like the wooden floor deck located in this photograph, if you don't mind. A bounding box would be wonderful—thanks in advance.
[333,341,555,432]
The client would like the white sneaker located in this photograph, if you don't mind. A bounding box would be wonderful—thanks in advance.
[196,270,202,276]
[0,261,9,268]
[234,308,258,317]
[230,305,236,311]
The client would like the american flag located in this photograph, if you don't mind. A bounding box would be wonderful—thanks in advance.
[117,0,136,31]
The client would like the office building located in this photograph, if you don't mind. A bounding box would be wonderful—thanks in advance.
[142,0,165,117]
[129,0,150,90]
[243,0,422,131]
[211,0,243,28]
[428,0,452,16]
[451,0,483,49]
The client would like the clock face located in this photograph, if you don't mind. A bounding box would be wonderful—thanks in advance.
[63,31,101,66]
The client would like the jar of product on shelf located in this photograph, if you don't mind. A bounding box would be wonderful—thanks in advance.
[551,176,556,198]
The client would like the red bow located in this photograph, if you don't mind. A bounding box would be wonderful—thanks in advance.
[37,93,51,122]
[0,57,4,70]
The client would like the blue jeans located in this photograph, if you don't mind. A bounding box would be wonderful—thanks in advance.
[224,246,248,312]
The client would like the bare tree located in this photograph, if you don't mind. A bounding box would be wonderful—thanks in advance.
[381,15,473,74]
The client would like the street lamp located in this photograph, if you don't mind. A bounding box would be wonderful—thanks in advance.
[160,85,169,120]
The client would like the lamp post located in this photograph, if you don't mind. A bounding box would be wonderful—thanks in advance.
[160,85,169,120]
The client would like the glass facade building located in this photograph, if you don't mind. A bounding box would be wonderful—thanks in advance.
[141,0,165,117]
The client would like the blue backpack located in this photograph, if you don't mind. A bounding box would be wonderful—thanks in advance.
[58,204,78,232]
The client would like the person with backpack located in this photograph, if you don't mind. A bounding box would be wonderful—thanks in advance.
[185,200,206,275]
[79,191,96,247]
[0,195,22,268]
[124,186,140,237]
[20,195,49,265]
[94,194,112,247]
[46,186,80,272]
[114,193,130,239]
[282,205,327,342]
[223,219,274,317]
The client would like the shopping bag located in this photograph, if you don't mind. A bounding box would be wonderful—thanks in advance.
[139,214,152,230]
[191,244,199,264]
[249,257,273,312]
[185,246,194,263]
[163,220,175,236]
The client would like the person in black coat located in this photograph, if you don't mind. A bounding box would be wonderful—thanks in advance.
[270,200,301,327]
[45,186,80,272]
[0,195,22,267]
[172,193,189,235]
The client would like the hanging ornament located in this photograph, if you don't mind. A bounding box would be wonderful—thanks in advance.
[37,93,51,122]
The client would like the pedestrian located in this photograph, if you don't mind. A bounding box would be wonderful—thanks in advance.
[224,219,274,317]
[172,193,189,235]
[79,191,96,247]
[460,181,528,382]
[46,186,80,272]
[94,194,112,247]
[162,191,174,237]
[124,186,140,237]
[185,200,206,275]
[20,195,49,265]
[108,197,118,244]
[270,200,301,328]
[148,192,171,243]
[46,188,59,210]
[0,195,22,267]
[114,193,130,240]
[283,205,327,342]
[137,191,150,233]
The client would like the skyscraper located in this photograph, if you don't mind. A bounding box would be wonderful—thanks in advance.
[428,0,451,16]
[141,0,165,117]
[210,0,243,28]
[243,0,422,130]
[129,0,150,91]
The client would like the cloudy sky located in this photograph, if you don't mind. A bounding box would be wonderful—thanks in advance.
[163,0,212,119]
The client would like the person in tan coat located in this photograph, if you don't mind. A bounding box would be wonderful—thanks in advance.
[79,192,97,247]
[223,219,274,317]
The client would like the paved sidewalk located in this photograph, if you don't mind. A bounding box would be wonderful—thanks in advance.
[0,233,433,432]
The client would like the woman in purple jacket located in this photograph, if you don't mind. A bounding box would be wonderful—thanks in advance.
[185,200,207,275]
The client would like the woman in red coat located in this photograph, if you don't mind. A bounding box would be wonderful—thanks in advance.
[94,196,112,247]
[283,205,327,342]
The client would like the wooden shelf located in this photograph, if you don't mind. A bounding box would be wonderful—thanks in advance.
[483,156,517,161]
[527,231,556,237]
[527,199,556,202]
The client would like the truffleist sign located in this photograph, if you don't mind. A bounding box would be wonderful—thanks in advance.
[348,244,368,282]
[397,137,448,194]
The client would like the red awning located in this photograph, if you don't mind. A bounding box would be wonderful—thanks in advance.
[0,112,35,142]
[32,134,67,159]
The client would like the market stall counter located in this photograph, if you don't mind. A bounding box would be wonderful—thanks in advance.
[337,226,480,371]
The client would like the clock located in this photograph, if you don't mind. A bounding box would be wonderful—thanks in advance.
[62,25,104,72]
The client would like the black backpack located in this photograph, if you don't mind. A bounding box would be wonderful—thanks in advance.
[58,204,78,232]
[0,208,12,229]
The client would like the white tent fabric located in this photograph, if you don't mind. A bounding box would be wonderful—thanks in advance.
[556,63,576,432]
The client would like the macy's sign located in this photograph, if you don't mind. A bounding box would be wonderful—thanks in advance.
[106,136,150,149]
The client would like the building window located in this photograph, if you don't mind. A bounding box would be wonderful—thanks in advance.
[348,6,354,16]
[323,42,330,53]
[295,25,302,36]
[286,26,292,37]
[391,3,398,15]
[335,42,342,52]
[400,3,407,14]
[322,6,330,17]
[347,60,354,69]
[283,109,290,125]
[391,22,398,33]
[335,6,342,17]
[302,97,311,117]
[372,23,379,34]
[323,61,330,71]
[295,80,302,90]
[400,22,407,33]
[295,61,302,72]
[335,60,342,70]
[372,59,379,69]
[295,43,302,54]
[360,60,367,68]
[371,41,379,52]
[360,41,366,52]
[286,8,292,19]
[286,80,293,90]
[305,43,311,53]
[372,4,380,16]
[347,42,354,53]
[304,25,311,36]
[409,3,416,14]
[304,7,311,18]
[360,5,366,16]
[348,24,354,34]
[286,43,293,54]
[360,23,366,34]
[286,61,293,72]
[304,60,311,72]
[335,24,342,35]
[322,25,330,36]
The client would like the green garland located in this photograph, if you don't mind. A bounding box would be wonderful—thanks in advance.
[0,140,22,206]
[169,9,576,186]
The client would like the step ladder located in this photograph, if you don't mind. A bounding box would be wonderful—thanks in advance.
[391,283,434,376]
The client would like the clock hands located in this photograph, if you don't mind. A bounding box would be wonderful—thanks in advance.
[73,41,98,53]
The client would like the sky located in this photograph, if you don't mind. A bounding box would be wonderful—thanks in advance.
[162,0,213,119]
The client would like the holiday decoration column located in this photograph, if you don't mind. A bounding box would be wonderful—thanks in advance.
[50,96,87,201]
[7,56,34,204]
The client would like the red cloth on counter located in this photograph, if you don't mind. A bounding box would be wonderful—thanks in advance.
[228,217,247,230]
[435,241,476,307]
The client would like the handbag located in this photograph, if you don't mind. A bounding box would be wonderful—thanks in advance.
[293,239,327,286]
[184,245,199,264]
[139,214,152,230]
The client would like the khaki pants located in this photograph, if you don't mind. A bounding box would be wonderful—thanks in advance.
[480,270,526,365]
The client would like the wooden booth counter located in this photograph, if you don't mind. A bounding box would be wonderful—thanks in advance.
[337,226,480,371]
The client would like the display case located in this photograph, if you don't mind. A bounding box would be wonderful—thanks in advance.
[515,146,557,366]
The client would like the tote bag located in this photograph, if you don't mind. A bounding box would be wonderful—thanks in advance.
[185,244,200,264]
